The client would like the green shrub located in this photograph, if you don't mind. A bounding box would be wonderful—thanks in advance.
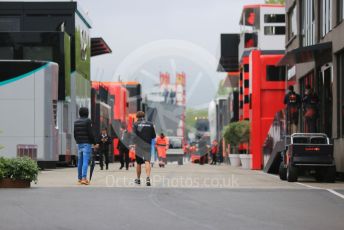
[0,157,5,179]
[223,120,250,153]
[0,157,39,182]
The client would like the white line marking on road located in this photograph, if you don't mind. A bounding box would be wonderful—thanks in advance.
[296,182,322,190]
[262,172,344,200]
[296,182,344,200]
[326,189,344,200]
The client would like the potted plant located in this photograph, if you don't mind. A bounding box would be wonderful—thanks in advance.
[236,120,251,169]
[0,157,39,188]
[223,122,241,167]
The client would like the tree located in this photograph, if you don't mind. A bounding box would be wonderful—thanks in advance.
[185,108,208,131]
[223,120,250,154]
[265,0,285,4]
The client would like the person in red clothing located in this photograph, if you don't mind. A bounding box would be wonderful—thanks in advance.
[210,140,218,165]
[155,133,169,167]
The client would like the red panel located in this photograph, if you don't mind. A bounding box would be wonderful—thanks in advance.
[243,4,284,9]
[101,83,128,124]
[249,50,285,170]
[113,138,119,155]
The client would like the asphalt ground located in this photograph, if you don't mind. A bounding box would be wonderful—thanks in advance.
[0,163,343,230]
[32,162,344,189]
[0,187,343,230]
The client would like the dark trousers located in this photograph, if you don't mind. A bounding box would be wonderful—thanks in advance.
[306,117,317,133]
[211,153,217,164]
[119,150,129,169]
[99,150,109,169]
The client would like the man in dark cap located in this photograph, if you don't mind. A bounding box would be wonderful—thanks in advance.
[131,111,156,186]
[74,107,97,185]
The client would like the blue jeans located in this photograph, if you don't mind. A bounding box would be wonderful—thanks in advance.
[77,144,92,180]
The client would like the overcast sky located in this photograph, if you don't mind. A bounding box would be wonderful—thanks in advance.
[6,0,265,108]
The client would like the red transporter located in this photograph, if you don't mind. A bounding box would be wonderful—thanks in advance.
[91,82,112,134]
[101,82,128,157]
[249,50,285,169]
[91,81,142,159]
[235,4,286,169]
[103,81,141,157]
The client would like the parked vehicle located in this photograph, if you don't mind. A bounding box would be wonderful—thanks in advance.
[166,136,184,165]
[279,133,336,182]
[0,61,59,169]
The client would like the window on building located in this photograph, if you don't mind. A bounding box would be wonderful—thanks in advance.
[264,26,286,35]
[266,66,286,81]
[301,0,315,46]
[337,51,344,137]
[339,0,344,23]
[0,47,14,59]
[288,5,297,40]
[244,33,257,48]
[0,17,20,31]
[244,79,249,88]
[264,14,285,23]
[244,95,249,104]
[321,0,332,37]
[23,46,53,61]
[244,64,249,72]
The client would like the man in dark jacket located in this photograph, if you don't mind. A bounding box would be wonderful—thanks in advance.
[131,111,156,186]
[97,128,112,170]
[74,107,97,185]
[284,85,301,134]
[118,123,130,170]
[302,85,319,133]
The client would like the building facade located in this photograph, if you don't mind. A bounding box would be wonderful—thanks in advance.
[281,0,344,172]
[0,2,111,166]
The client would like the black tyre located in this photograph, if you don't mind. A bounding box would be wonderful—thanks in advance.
[322,166,336,183]
[279,162,287,180]
[178,158,183,165]
[287,164,298,182]
[315,169,324,182]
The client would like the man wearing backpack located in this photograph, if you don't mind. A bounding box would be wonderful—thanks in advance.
[284,85,301,134]
[131,111,156,186]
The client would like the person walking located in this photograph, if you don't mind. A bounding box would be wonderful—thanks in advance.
[97,128,112,170]
[155,133,169,167]
[284,85,301,134]
[210,140,218,165]
[74,107,97,185]
[302,85,319,133]
[131,111,156,186]
[198,135,208,165]
[118,123,130,170]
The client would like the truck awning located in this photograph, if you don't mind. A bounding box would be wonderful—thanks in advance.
[217,34,240,72]
[277,42,332,66]
[91,37,112,57]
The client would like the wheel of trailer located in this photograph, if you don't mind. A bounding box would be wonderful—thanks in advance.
[287,164,298,182]
[279,162,287,181]
[315,169,324,182]
[322,166,336,183]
